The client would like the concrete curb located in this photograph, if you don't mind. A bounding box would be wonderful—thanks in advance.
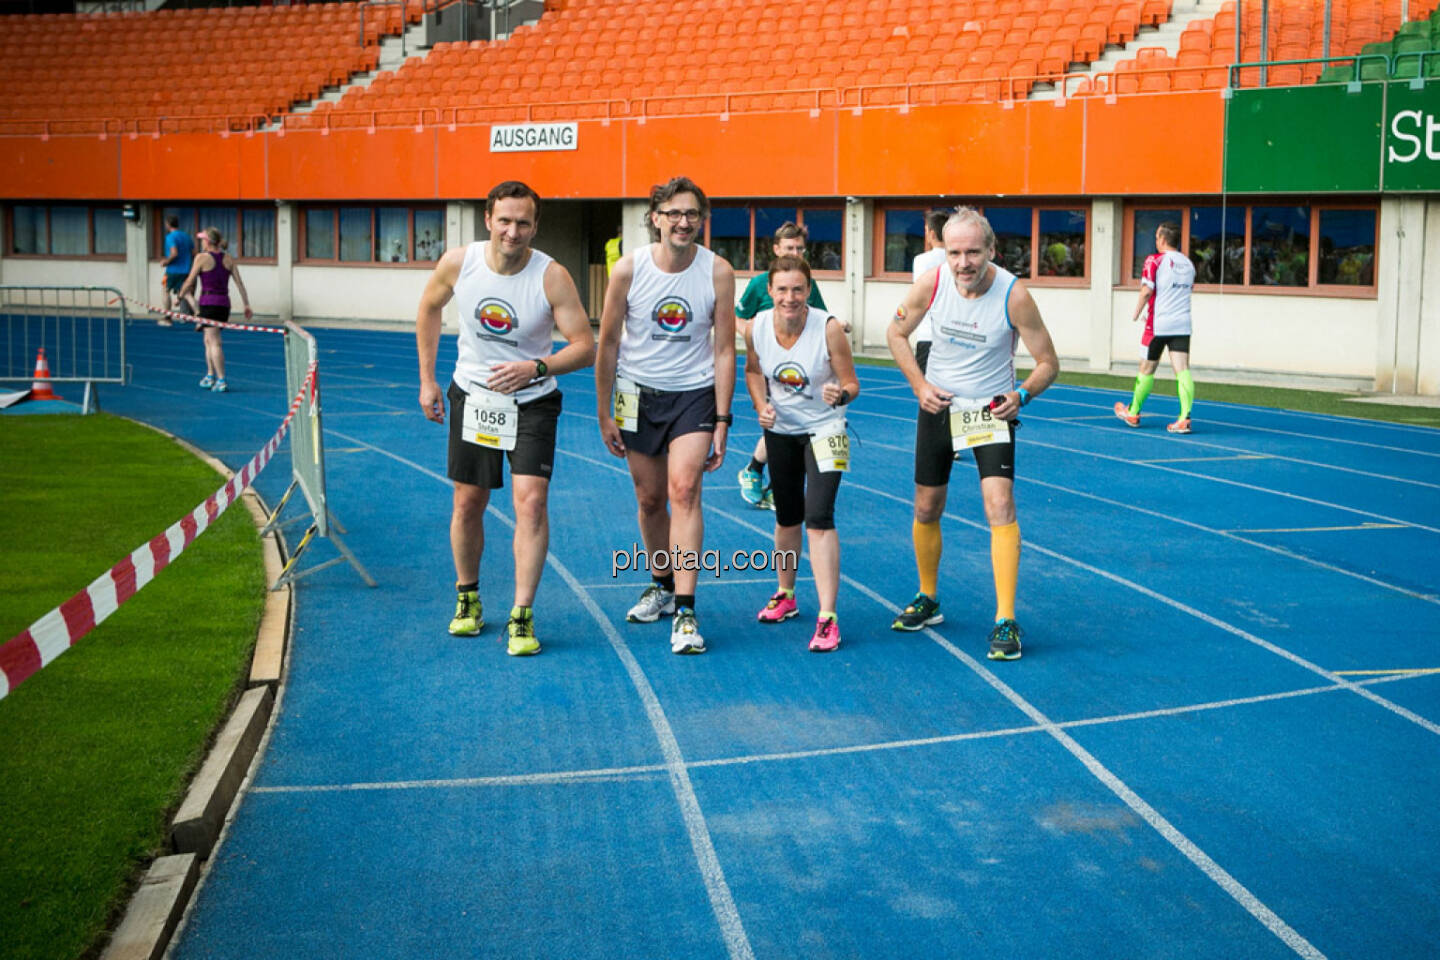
[99,420,293,960]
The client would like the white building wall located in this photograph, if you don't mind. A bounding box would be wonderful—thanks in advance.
[292,266,431,323]
[1419,200,1440,395]
[1,257,128,292]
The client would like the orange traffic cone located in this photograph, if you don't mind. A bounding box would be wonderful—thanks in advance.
[30,348,59,401]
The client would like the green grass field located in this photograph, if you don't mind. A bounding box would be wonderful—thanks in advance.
[0,414,266,960]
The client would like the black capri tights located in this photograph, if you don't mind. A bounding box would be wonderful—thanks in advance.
[763,429,843,530]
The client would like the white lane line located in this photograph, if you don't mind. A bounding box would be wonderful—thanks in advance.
[1227,523,1408,534]
[1026,399,1440,490]
[1019,436,1440,535]
[1137,455,1273,464]
[251,674,1431,796]
[1040,382,1440,439]
[324,428,756,960]
[698,491,1329,960]
[842,477,1440,740]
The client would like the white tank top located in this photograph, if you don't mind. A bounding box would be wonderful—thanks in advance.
[616,243,717,391]
[1148,250,1195,337]
[452,242,557,404]
[752,306,844,436]
[924,263,1018,400]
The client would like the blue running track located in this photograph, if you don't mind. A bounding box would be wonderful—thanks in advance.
[58,322,1440,958]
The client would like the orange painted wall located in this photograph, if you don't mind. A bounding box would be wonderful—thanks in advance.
[0,95,1226,202]
[1082,91,1225,195]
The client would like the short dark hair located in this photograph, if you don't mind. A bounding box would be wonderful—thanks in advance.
[165,214,179,229]
[767,254,812,287]
[926,211,949,239]
[773,221,808,244]
[486,180,541,218]
[1157,221,1181,248]
[649,176,709,219]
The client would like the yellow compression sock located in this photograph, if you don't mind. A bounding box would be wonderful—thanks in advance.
[991,521,1020,622]
[914,520,942,597]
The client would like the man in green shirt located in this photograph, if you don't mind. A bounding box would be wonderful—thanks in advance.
[735,221,829,508]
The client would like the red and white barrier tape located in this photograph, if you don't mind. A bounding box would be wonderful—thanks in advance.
[0,361,316,700]
[112,296,287,335]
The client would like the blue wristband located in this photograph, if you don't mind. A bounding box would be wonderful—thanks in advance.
[1017,387,1031,407]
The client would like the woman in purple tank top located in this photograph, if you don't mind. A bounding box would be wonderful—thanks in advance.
[181,226,252,393]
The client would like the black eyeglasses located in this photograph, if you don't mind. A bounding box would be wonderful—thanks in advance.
[657,209,703,223]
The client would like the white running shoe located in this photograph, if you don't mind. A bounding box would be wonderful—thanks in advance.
[626,584,675,623]
[670,608,705,655]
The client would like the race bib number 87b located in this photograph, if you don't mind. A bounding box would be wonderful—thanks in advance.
[949,397,1010,452]
[462,391,518,451]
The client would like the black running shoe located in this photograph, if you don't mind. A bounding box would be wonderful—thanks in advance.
[987,619,1023,661]
[891,593,943,631]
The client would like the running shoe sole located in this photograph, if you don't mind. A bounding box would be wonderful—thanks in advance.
[757,609,798,623]
[891,613,944,631]
[987,647,1022,661]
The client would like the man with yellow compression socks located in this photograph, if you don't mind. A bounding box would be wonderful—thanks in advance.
[886,208,1060,661]
[1115,220,1196,434]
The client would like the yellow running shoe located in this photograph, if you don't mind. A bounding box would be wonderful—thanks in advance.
[506,608,540,656]
[449,589,483,636]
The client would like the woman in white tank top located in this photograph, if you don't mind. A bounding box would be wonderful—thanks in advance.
[743,257,860,653]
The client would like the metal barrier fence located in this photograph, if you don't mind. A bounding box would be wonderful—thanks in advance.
[261,322,375,591]
[0,286,128,414]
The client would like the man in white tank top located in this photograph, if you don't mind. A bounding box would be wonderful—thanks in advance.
[416,181,595,657]
[1115,220,1197,434]
[595,176,737,655]
[886,208,1060,662]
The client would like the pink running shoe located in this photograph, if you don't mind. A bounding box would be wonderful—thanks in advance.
[757,591,798,623]
[1166,417,1192,434]
[809,616,841,653]
[1113,401,1139,428]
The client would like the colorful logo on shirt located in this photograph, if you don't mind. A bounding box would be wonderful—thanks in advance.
[652,296,692,334]
[475,298,517,337]
[772,361,810,395]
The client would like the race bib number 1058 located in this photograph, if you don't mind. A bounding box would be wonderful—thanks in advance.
[462,391,518,451]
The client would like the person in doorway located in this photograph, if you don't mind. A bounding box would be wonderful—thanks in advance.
[159,214,194,326]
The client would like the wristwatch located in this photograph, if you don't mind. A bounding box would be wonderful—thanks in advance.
[714,413,734,425]
[534,358,548,378]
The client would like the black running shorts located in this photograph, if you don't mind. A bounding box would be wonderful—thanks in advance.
[914,405,1016,486]
[622,383,717,457]
[1146,334,1191,362]
[447,382,561,489]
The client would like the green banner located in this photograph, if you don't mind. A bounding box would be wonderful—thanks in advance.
[1225,84,1383,193]
[1383,80,1440,191]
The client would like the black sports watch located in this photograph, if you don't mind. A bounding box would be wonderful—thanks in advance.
[534,358,548,378]
[714,413,734,425]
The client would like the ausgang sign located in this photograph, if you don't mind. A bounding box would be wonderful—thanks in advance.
[489,123,579,153]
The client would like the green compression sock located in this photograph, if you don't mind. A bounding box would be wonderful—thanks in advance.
[1177,370,1195,419]
[1129,374,1154,417]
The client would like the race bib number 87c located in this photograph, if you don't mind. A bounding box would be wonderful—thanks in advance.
[810,419,850,473]
[462,390,518,451]
[949,397,1011,452]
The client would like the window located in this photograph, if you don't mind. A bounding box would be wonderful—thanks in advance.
[6,204,128,258]
[299,206,444,265]
[876,202,1090,283]
[1126,201,1376,293]
[704,203,845,274]
[882,209,926,274]
[1188,206,1244,285]
[1317,209,1375,287]
[155,205,276,261]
